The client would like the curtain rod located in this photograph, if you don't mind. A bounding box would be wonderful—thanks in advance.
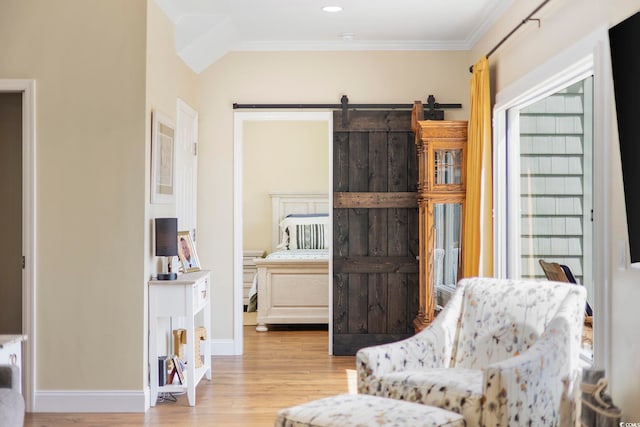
[469,0,552,72]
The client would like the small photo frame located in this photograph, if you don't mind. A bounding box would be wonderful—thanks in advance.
[171,355,185,385]
[178,231,200,273]
[151,110,175,204]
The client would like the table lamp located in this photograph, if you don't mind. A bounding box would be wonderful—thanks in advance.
[155,217,178,280]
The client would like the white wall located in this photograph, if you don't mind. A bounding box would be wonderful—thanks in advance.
[197,50,471,340]
[472,0,640,420]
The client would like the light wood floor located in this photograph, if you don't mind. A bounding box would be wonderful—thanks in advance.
[24,325,356,427]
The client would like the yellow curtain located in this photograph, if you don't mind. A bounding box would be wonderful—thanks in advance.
[462,56,493,278]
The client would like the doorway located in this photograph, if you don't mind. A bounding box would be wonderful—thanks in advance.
[0,80,35,411]
[493,29,612,371]
[507,76,595,358]
[233,112,333,355]
[0,92,22,335]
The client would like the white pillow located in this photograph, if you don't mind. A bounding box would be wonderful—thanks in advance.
[277,214,329,250]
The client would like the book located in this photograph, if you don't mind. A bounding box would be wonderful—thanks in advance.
[158,356,169,386]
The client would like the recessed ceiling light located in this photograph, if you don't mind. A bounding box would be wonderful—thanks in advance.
[322,6,343,12]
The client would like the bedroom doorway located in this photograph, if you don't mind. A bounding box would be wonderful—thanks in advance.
[233,111,333,355]
[0,80,35,411]
[0,92,23,336]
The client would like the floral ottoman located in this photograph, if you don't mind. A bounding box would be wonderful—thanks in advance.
[274,393,464,427]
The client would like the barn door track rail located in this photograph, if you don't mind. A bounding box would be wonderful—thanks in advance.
[233,95,462,126]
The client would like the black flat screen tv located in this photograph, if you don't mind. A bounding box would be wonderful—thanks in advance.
[609,10,640,264]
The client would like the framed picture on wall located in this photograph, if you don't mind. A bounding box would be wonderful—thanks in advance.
[151,110,176,204]
[177,231,200,273]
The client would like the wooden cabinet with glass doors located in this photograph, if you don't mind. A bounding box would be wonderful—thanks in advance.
[412,109,467,333]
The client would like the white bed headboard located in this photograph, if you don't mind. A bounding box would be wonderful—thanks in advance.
[270,192,329,252]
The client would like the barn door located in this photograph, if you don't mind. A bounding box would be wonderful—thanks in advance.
[332,110,419,355]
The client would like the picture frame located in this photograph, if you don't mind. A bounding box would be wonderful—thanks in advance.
[151,110,176,204]
[177,231,201,273]
[171,355,185,384]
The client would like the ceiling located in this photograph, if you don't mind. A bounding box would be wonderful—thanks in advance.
[154,0,514,73]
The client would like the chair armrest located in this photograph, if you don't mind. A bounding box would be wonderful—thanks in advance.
[356,284,464,394]
[482,315,579,427]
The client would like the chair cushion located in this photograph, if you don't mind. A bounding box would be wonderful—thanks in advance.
[375,368,484,427]
[454,278,572,369]
[275,393,465,427]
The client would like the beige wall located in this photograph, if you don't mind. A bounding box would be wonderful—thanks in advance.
[0,0,198,400]
[197,50,471,339]
[471,0,640,420]
[242,120,329,252]
[0,0,148,391]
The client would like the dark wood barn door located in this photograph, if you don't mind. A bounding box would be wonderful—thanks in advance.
[332,110,419,355]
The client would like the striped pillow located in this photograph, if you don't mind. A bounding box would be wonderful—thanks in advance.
[295,224,327,249]
[277,214,329,250]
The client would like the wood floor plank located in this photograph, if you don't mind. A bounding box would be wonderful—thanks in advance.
[24,325,356,426]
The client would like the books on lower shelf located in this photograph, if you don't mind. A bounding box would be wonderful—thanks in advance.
[166,355,187,385]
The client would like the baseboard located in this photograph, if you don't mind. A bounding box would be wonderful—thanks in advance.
[33,340,239,413]
[210,338,237,355]
[34,389,148,412]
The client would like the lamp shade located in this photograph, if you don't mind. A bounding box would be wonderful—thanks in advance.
[155,218,178,257]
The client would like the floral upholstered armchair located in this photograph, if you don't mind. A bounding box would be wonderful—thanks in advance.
[356,277,586,427]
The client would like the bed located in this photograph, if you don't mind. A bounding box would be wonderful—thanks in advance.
[250,193,330,332]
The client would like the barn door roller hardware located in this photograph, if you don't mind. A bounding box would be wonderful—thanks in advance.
[233,94,461,126]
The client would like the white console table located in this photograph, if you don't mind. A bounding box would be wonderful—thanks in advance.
[0,335,26,393]
[149,270,211,406]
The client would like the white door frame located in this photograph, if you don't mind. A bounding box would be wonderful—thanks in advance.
[232,111,333,355]
[493,28,611,373]
[0,79,36,411]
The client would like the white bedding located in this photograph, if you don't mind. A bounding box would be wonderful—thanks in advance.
[264,248,329,260]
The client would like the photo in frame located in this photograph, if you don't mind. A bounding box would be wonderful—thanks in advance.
[177,231,200,273]
[151,110,176,204]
